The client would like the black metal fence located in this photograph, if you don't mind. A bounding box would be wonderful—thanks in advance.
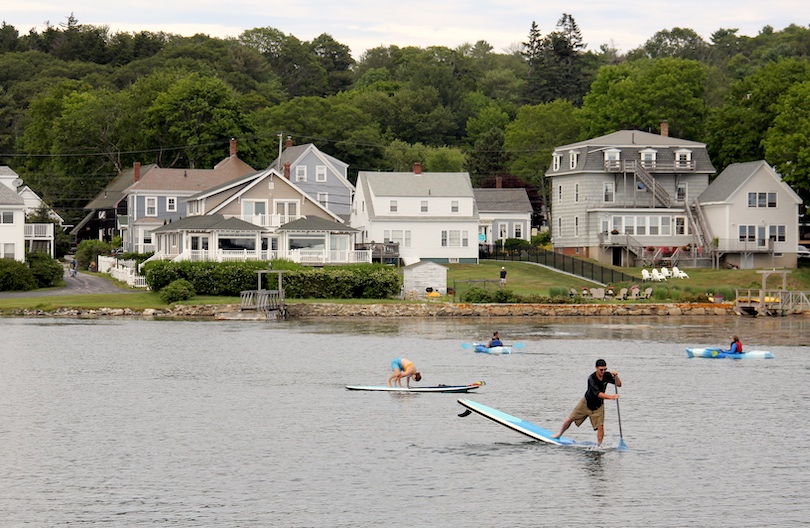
[481,247,638,285]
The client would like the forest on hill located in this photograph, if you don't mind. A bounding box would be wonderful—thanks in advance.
[1,14,810,225]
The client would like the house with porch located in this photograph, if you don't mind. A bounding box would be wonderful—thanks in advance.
[149,167,368,264]
[351,163,479,265]
[473,187,533,251]
[698,160,803,268]
[0,166,55,259]
[545,126,716,267]
[270,137,354,221]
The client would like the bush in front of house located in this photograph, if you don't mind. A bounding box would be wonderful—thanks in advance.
[159,279,196,304]
[26,251,64,287]
[144,260,271,295]
[280,264,401,299]
[0,258,38,291]
[75,239,113,270]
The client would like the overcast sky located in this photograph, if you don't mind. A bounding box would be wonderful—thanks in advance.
[2,0,803,58]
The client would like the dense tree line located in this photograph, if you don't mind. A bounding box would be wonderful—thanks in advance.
[1,14,809,226]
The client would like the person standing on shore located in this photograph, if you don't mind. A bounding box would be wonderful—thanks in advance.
[499,267,507,286]
[551,359,622,446]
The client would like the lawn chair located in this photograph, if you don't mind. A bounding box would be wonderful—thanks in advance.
[673,266,689,279]
[651,269,666,281]
[644,287,653,299]
[661,267,672,279]
[570,287,578,297]
[629,288,640,300]
[618,287,628,300]
[641,269,652,281]
[593,288,606,299]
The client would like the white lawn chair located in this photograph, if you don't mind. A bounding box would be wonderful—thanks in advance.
[661,267,672,279]
[673,266,689,279]
[651,269,666,281]
[641,269,652,281]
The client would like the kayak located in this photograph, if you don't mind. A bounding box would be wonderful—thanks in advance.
[473,343,512,355]
[686,348,774,359]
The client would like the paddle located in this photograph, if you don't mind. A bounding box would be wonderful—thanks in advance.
[461,342,524,349]
[615,383,627,450]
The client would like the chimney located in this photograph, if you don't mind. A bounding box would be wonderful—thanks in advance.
[495,175,503,189]
[133,162,141,182]
[284,162,291,179]
[660,120,669,137]
[413,162,422,175]
[229,138,237,157]
[285,136,293,148]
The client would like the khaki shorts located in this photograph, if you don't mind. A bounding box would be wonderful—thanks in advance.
[568,397,605,430]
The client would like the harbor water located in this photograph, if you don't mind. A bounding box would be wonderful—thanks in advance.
[1,315,808,527]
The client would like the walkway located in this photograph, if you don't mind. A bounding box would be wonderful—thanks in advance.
[0,265,135,299]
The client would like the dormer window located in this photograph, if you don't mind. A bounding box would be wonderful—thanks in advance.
[604,149,621,171]
[569,151,579,169]
[675,149,692,169]
[640,149,657,168]
[552,153,562,171]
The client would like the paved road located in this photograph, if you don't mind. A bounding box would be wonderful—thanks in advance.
[0,265,135,298]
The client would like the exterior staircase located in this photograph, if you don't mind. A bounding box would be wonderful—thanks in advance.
[634,162,671,208]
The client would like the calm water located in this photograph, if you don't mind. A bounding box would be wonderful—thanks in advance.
[1,315,808,527]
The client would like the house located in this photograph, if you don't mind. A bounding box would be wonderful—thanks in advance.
[73,139,255,248]
[351,163,479,265]
[545,126,716,267]
[0,166,55,259]
[473,185,533,250]
[150,167,368,264]
[270,137,354,221]
[698,160,803,268]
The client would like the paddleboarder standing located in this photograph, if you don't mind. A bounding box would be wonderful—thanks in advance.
[551,359,621,447]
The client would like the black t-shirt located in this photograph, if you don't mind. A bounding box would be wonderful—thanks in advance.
[584,371,616,411]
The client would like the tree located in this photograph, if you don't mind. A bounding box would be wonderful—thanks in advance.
[309,33,355,95]
[466,127,509,186]
[642,27,709,61]
[763,81,810,194]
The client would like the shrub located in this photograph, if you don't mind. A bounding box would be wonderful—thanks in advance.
[26,252,64,287]
[0,258,38,291]
[159,279,196,304]
[75,239,112,270]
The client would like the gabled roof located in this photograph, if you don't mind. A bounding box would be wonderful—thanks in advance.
[0,182,24,206]
[473,188,533,213]
[699,160,803,204]
[125,157,255,193]
[85,164,158,210]
[152,214,264,233]
[359,171,475,198]
[276,216,357,232]
[270,143,349,173]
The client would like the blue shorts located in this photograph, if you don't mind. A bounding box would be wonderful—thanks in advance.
[391,358,404,371]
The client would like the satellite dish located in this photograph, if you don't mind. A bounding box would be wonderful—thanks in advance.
[12,178,22,188]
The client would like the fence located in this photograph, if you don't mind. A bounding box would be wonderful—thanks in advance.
[481,247,638,285]
[98,256,149,289]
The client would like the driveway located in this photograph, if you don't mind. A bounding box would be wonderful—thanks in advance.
[0,265,136,298]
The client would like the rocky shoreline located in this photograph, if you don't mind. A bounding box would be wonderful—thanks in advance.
[3,301,789,319]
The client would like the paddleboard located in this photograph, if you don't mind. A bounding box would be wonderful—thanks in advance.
[457,398,580,446]
[346,382,484,393]
[686,348,774,359]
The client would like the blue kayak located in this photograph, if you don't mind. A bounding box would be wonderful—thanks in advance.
[473,344,512,355]
[686,348,774,359]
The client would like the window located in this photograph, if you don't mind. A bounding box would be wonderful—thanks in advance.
[384,230,412,247]
[451,200,459,213]
[514,223,523,239]
[1,211,13,224]
[145,197,157,217]
[498,223,508,240]
[3,243,14,259]
[675,149,692,168]
[552,154,561,171]
[557,185,563,204]
[389,200,397,213]
[611,216,622,233]
[557,217,562,236]
[316,166,327,182]
[575,183,579,203]
[166,197,177,212]
[421,200,428,213]
[603,182,615,203]
[769,225,786,242]
[675,217,687,236]
[317,193,328,208]
[440,230,469,247]
[569,151,579,169]
[660,216,671,236]
[574,216,579,237]
[295,166,307,182]
[604,149,621,168]
[676,183,686,202]
[640,149,657,168]
[636,216,646,235]
[649,216,659,235]
[748,192,777,208]
[624,216,634,235]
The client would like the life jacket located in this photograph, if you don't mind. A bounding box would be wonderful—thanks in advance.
[731,339,743,353]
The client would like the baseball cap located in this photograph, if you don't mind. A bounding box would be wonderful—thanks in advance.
[595,359,607,367]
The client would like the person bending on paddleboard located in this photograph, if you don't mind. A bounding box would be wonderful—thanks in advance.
[487,331,503,348]
[726,336,743,354]
[551,358,621,447]
[387,358,422,388]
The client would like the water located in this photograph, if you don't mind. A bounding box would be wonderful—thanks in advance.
[1,315,808,527]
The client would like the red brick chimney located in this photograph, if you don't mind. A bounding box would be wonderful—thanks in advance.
[285,136,293,148]
[660,120,669,137]
[413,162,422,175]
[229,138,237,157]
[283,162,291,179]
[133,162,141,182]
[496,175,503,188]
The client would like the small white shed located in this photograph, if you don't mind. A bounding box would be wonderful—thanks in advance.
[402,261,448,299]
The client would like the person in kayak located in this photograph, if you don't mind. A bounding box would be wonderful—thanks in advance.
[487,331,503,348]
[551,358,622,447]
[727,336,743,354]
[387,358,422,388]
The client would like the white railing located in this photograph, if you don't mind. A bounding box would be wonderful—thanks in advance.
[166,248,371,264]
[98,256,149,289]
[222,214,302,228]
[24,223,54,239]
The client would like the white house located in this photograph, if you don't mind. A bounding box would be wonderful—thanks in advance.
[473,187,533,247]
[351,163,479,265]
[0,166,55,259]
[0,178,26,261]
[698,160,803,268]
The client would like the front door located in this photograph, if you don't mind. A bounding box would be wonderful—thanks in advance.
[190,235,210,260]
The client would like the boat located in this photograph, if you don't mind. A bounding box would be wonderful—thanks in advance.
[473,343,512,354]
[685,348,774,359]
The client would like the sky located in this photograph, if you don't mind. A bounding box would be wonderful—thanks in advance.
[1,0,803,58]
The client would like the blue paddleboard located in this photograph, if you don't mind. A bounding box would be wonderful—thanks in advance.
[457,398,582,446]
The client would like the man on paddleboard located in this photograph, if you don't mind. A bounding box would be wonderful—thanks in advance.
[551,359,622,447]
[387,358,422,388]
